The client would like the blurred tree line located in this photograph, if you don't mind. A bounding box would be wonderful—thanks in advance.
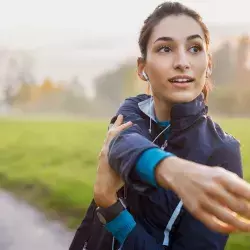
[2,34,250,117]
[3,76,89,115]
[209,34,250,116]
[93,33,250,117]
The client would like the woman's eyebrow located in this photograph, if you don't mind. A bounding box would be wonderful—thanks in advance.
[186,34,203,41]
[154,34,203,44]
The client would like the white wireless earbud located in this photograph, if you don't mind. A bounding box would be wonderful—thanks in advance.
[142,71,149,81]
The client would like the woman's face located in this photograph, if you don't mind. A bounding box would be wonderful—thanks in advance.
[138,14,211,104]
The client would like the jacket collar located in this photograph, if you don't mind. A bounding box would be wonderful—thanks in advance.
[138,94,208,131]
[138,97,157,122]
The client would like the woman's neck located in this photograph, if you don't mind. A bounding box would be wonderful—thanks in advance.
[153,96,173,122]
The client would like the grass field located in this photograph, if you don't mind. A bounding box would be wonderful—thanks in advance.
[0,117,249,249]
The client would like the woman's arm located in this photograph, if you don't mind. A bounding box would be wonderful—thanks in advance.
[169,138,243,250]
[105,95,176,193]
[94,115,169,249]
[95,115,250,235]
[104,208,168,250]
[103,138,243,250]
[108,95,173,193]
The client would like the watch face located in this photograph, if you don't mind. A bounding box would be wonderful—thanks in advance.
[96,211,107,224]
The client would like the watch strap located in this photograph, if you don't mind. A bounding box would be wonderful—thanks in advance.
[96,198,126,224]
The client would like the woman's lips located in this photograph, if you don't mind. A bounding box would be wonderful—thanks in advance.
[168,75,195,88]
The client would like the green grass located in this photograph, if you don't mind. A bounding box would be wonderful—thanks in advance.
[0,118,109,227]
[0,117,249,249]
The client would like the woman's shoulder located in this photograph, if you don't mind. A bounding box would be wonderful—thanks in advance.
[122,94,151,104]
[207,116,240,157]
[117,94,151,113]
[206,116,240,149]
[205,116,243,176]
[113,94,151,120]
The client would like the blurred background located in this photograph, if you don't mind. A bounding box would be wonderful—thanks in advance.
[0,0,250,249]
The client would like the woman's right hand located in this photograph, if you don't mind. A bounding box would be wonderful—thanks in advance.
[155,156,250,234]
[94,115,132,208]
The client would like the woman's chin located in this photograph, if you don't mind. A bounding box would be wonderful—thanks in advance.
[165,92,201,104]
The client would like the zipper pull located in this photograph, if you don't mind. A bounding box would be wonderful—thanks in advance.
[82,242,88,250]
[161,140,168,150]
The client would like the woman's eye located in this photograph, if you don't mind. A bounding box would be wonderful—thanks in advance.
[158,46,172,53]
[189,46,201,53]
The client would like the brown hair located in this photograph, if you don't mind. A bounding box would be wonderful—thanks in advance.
[139,1,212,101]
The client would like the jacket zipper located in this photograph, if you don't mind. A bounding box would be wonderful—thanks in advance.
[82,241,88,250]
[161,140,168,150]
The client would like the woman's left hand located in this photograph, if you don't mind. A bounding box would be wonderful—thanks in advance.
[94,115,133,208]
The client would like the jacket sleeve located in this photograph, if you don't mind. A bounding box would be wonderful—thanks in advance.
[108,96,173,193]
[104,209,167,250]
[170,138,243,250]
[121,223,168,250]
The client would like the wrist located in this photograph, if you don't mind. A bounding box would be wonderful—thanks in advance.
[155,156,182,191]
[96,198,127,226]
[105,209,136,244]
[94,193,117,208]
[101,197,117,208]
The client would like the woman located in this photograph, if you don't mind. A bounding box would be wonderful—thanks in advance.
[69,2,250,250]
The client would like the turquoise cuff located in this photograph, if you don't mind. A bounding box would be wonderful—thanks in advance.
[136,148,174,187]
[105,209,136,244]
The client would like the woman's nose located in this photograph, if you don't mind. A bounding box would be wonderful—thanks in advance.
[173,50,190,71]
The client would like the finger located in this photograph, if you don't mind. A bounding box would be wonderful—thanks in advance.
[202,198,250,232]
[105,121,133,145]
[208,183,250,221]
[113,114,124,128]
[115,121,133,132]
[194,210,236,234]
[220,171,250,202]
[107,121,133,139]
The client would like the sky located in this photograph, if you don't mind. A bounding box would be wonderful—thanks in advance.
[0,0,250,99]
[0,0,250,49]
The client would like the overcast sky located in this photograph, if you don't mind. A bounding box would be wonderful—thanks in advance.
[0,0,249,99]
[0,0,250,49]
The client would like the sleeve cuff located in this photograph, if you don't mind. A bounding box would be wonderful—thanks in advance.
[105,209,136,244]
[136,148,174,187]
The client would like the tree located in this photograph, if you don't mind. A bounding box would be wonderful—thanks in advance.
[211,41,234,85]
[94,59,142,111]
[3,52,35,106]
[235,34,250,84]
[13,82,32,105]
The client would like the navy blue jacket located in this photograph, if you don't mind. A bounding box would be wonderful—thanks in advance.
[69,94,243,250]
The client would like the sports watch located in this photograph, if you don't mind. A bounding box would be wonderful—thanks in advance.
[96,198,127,224]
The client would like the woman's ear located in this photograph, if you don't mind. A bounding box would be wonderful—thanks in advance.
[137,57,147,81]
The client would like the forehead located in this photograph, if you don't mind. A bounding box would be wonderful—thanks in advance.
[149,14,205,43]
